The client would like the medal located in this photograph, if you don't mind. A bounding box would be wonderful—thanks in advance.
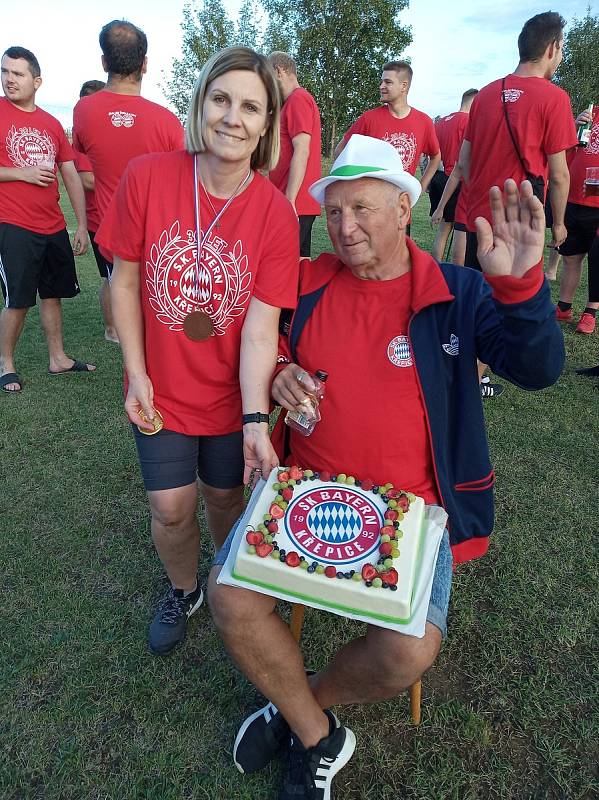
[138,407,164,436]
[183,155,251,342]
[183,310,214,341]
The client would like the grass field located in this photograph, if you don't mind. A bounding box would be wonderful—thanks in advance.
[1,191,598,800]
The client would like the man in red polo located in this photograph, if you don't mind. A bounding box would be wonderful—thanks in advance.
[268,52,321,257]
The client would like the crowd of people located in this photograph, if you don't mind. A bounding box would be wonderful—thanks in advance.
[0,10,596,799]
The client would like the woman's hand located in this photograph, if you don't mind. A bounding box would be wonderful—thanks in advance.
[125,373,156,430]
[272,364,317,411]
[243,423,278,486]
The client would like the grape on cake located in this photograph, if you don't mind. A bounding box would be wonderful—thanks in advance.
[233,465,426,625]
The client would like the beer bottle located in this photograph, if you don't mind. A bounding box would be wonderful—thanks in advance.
[577,103,594,146]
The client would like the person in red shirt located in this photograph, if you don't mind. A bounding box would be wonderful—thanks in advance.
[267,52,321,257]
[96,46,299,656]
[434,11,577,397]
[555,105,599,334]
[335,61,441,192]
[429,88,478,261]
[73,79,117,342]
[208,136,563,797]
[72,20,184,344]
[0,47,95,393]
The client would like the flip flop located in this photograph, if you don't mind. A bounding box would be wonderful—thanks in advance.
[0,372,23,393]
[48,359,96,375]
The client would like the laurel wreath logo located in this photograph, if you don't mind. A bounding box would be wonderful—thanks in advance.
[7,125,55,168]
[146,220,252,336]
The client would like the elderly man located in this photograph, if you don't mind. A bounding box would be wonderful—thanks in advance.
[208,135,564,800]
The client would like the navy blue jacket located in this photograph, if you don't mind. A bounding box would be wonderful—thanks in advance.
[274,243,564,563]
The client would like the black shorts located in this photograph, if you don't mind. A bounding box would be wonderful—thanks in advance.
[558,202,599,256]
[0,223,80,309]
[298,215,316,258]
[465,230,482,271]
[429,171,461,222]
[89,230,111,279]
[132,426,244,492]
[454,222,467,232]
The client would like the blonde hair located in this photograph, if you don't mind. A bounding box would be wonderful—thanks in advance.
[185,46,281,172]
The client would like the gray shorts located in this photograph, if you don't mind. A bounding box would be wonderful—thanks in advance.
[214,519,453,638]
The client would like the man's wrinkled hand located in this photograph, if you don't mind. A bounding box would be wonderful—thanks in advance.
[272,363,316,412]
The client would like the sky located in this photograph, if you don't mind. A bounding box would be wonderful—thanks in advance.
[1,0,593,128]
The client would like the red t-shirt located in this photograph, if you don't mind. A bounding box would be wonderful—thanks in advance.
[74,150,99,232]
[435,111,468,176]
[288,245,442,505]
[269,87,321,216]
[0,97,74,234]
[73,91,184,223]
[464,75,577,230]
[96,150,299,435]
[343,106,440,176]
[568,105,599,208]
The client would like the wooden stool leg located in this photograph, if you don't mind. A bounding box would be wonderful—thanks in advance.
[289,604,305,642]
[409,679,422,725]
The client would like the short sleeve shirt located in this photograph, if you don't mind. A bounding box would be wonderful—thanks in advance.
[0,97,74,234]
[435,111,469,176]
[343,106,440,175]
[464,76,578,229]
[73,91,184,223]
[269,87,321,216]
[568,105,599,208]
[95,150,300,435]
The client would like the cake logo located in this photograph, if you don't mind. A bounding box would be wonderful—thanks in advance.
[146,220,252,336]
[6,125,55,168]
[383,131,417,171]
[387,334,413,367]
[286,488,383,564]
[109,111,136,128]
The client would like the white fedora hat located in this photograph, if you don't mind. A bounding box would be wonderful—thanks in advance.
[309,134,422,207]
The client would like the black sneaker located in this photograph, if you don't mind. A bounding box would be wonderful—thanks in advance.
[233,670,317,774]
[278,710,356,800]
[148,583,203,655]
[481,382,504,398]
[234,701,291,774]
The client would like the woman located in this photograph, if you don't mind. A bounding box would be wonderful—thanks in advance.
[96,47,299,655]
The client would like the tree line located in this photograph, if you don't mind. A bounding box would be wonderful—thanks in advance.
[163,2,599,156]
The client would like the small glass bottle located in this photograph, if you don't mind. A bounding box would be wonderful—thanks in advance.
[285,369,328,437]
[577,103,594,146]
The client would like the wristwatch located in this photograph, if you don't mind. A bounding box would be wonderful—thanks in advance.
[242,413,270,425]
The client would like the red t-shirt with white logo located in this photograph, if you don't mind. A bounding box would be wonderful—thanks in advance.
[95,150,299,435]
[288,247,439,505]
[464,75,577,230]
[74,150,99,232]
[73,91,184,223]
[269,87,321,216]
[435,111,468,176]
[0,97,74,234]
[343,106,440,176]
[568,105,599,208]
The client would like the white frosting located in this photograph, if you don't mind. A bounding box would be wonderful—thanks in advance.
[233,467,426,624]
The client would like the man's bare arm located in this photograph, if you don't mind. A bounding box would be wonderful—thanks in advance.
[456,139,471,183]
[0,165,55,186]
[547,150,570,247]
[59,160,88,254]
[420,152,441,193]
[285,132,311,211]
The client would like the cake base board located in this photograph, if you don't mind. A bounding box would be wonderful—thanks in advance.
[217,479,448,637]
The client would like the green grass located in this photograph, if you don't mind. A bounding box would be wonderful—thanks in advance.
[1,192,597,800]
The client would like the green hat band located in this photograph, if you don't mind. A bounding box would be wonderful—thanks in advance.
[330,164,387,177]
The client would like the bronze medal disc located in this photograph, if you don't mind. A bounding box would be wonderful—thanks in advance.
[183,311,214,341]
[138,408,164,436]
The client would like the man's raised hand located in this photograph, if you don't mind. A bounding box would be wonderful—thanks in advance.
[475,179,545,278]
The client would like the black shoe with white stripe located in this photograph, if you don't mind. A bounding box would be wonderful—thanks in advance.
[234,701,291,774]
[147,583,204,655]
[480,381,504,398]
[278,710,356,800]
